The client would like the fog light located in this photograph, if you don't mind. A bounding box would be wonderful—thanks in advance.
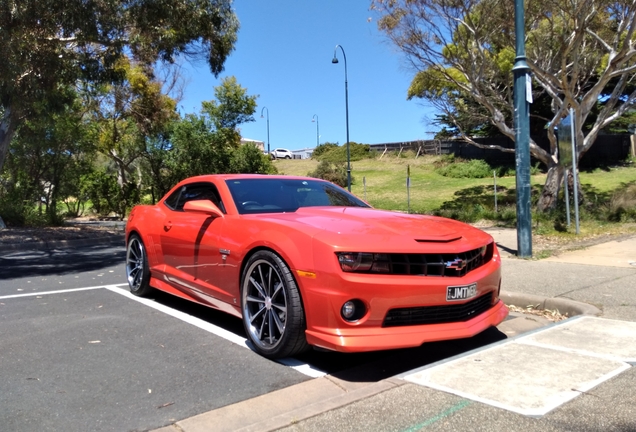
[341,299,366,322]
[342,301,356,319]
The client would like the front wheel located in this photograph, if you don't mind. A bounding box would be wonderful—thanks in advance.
[241,251,309,359]
[126,234,153,296]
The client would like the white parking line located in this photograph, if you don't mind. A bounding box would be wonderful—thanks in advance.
[0,284,115,300]
[105,285,250,348]
[2,282,325,378]
[401,317,633,417]
[104,286,326,377]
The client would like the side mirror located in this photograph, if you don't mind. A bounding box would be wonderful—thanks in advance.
[183,200,224,218]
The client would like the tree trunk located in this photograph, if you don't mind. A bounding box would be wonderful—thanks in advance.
[537,162,564,211]
[0,108,18,175]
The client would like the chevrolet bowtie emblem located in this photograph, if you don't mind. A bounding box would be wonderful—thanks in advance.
[445,258,466,270]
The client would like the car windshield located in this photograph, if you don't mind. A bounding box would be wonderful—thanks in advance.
[226,178,371,214]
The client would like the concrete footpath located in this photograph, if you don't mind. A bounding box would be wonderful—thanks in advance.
[152,228,636,432]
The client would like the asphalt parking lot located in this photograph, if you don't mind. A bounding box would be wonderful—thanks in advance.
[2,233,635,432]
[0,244,316,431]
[0,244,510,432]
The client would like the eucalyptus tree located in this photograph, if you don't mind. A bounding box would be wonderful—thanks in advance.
[0,0,238,176]
[84,57,179,216]
[373,0,636,210]
[166,76,261,184]
[3,88,94,224]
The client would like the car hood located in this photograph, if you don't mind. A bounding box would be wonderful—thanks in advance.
[258,207,492,252]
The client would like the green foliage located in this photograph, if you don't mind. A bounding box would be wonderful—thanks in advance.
[201,77,258,131]
[1,87,95,224]
[311,142,340,159]
[230,143,277,174]
[166,114,233,182]
[307,160,351,188]
[0,0,239,174]
[588,181,636,223]
[0,198,50,227]
[312,142,372,163]
[81,170,121,216]
[435,159,494,178]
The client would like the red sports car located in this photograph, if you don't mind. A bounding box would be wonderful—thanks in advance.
[125,174,507,359]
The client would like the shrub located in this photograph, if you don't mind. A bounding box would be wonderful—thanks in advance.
[436,159,494,178]
[311,142,340,159]
[602,182,636,222]
[312,142,372,163]
[307,160,352,188]
[230,143,277,174]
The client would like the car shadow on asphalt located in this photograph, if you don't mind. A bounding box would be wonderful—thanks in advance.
[147,288,509,382]
[0,245,125,279]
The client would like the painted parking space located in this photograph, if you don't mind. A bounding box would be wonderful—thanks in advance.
[401,316,635,417]
[0,284,312,432]
[0,283,326,379]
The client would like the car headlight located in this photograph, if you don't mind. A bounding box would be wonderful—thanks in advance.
[336,252,390,273]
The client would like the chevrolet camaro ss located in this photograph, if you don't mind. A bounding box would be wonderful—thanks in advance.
[125,174,508,359]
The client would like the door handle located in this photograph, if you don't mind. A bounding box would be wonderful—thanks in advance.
[164,221,172,231]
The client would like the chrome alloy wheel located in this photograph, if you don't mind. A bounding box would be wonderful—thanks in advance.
[126,235,151,295]
[242,259,288,350]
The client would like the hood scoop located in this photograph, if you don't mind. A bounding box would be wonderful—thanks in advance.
[415,236,462,243]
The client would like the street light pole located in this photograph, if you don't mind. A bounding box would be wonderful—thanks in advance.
[312,114,319,148]
[260,106,270,155]
[513,0,532,257]
[332,45,351,191]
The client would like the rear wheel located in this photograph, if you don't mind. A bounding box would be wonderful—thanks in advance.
[126,234,153,296]
[241,251,309,359]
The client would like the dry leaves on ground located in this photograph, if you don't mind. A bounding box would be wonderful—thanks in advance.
[507,304,569,322]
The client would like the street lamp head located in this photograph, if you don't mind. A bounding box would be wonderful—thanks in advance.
[331,57,339,64]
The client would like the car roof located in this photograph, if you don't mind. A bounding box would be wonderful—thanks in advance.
[180,174,325,183]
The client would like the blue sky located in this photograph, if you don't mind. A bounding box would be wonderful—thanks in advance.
[178,0,437,151]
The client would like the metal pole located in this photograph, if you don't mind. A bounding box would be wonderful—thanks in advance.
[494,171,498,213]
[570,108,580,234]
[260,107,270,154]
[407,165,411,214]
[312,115,319,148]
[564,169,571,226]
[513,0,533,257]
[333,45,351,191]
[363,176,366,201]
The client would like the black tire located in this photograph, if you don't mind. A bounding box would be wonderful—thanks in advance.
[285,155,291,159]
[241,250,309,359]
[126,234,153,296]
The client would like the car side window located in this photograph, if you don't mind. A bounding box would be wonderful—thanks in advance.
[163,187,183,210]
[164,183,226,213]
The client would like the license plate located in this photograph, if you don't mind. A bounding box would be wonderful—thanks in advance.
[446,283,477,301]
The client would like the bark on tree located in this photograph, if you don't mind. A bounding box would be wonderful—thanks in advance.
[0,109,18,175]
[537,162,564,211]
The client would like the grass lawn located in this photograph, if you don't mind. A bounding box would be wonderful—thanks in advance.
[274,156,636,212]
[273,155,636,251]
[278,156,520,213]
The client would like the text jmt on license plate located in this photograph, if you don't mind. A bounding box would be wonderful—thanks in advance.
[446,283,477,301]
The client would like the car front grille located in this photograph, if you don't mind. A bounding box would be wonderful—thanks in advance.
[385,244,491,277]
[383,293,493,327]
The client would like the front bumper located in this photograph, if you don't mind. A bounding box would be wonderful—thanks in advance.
[304,299,508,352]
[297,246,505,353]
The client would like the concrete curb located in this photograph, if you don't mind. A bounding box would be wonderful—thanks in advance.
[500,291,602,317]
[0,235,124,254]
